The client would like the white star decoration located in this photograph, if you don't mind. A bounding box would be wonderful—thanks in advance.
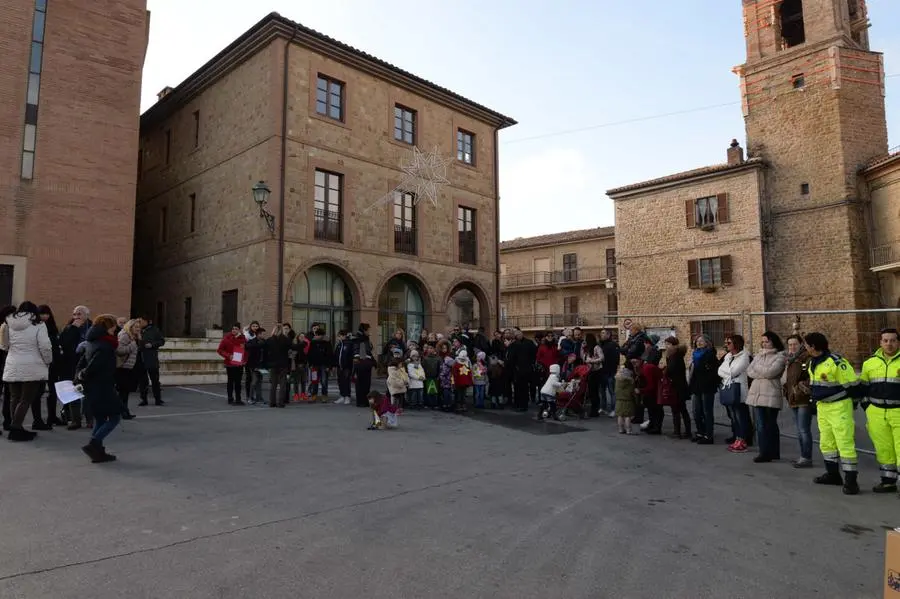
[365,146,452,212]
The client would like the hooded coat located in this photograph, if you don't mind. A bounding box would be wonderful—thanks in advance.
[745,349,787,409]
[78,324,123,419]
[0,313,52,382]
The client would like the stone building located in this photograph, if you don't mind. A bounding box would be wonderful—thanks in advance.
[134,13,515,347]
[0,0,148,314]
[498,228,618,335]
[866,150,900,320]
[608,0,895,359]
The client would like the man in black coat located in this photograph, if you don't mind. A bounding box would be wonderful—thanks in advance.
[306,326,332,400]
[138,317,166,406]
[333,330,354,404]
[507,329,537,412]
[599,330,621,414]
[351,323,375,407]
[265,324,293,408]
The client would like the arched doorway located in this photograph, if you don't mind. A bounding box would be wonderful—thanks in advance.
[292,265,353,338]
[377,275,425,349]
[446,289,480,330]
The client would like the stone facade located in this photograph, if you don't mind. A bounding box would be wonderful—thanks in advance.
[499,228,617,334]
[134,13,514,347]
[609,157,768,348]
[866,152,900,328]
[604,0,894,361]
[0,0,148,315]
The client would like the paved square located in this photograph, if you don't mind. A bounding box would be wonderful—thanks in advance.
[0,385,895,598]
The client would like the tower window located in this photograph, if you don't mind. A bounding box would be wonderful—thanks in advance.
[848,0,859,21]
[800,183,810,196]
[779,0,805,49]
[792,74,805,89]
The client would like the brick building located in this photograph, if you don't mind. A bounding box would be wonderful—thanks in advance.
[134,13,515,347]
[498,227,618,335]
[608,0,895,359]
[0,0,149,315]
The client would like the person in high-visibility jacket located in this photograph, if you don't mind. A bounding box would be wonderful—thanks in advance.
[803,332,860,495]
[859,328,900,496]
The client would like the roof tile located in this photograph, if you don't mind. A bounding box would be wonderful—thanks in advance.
[606,157,764,196]
[500,226,615,251]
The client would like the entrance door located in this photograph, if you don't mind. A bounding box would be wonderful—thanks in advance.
[0,265,13,307]
[221,289,238,329]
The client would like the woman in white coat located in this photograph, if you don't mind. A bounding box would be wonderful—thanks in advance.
[0,301,52,441]
[718,333,753,453]
[745,331,787,463]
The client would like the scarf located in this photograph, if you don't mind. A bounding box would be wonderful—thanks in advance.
[692,347,710,363]
[101,334,119,349]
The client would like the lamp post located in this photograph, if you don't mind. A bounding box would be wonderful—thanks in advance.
[252,180,274,235]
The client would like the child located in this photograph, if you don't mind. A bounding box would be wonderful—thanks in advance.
[614,366,637,434]
[487,356,505,409]
[386,358,409,407]
[367,391,399,430]
[561,352,578,381]
[472,351,488,409]
[440,354,455,411]
[451,349,474,413]
[406,350,426,409]
[539,363,564,420]
[422,345,441,409]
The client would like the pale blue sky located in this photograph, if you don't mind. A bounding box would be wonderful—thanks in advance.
[142,0,900,241]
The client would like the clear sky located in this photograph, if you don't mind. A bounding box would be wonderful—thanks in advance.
[141,0,900,241]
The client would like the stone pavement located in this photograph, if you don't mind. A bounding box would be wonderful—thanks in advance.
[0,384,895,599]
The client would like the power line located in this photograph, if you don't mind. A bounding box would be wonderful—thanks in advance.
[502,72,900,145]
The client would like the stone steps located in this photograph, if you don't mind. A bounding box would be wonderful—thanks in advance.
[158,331,226,385]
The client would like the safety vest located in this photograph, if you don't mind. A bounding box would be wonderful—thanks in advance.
[807,353,858,403]
[860,349,900,409]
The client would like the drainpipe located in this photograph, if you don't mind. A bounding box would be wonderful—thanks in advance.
[494,128,501,332]
[277,26,299,322]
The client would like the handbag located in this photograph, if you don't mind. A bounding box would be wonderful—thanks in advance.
[719,382,741,406]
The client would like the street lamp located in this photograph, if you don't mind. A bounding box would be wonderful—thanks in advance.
[604,278,615,290]
[252,180,274,235]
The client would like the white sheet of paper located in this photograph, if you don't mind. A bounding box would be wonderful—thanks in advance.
[54,380,84,405]
[232,352,243,363]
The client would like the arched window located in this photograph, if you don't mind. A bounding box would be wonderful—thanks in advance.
[377,275,425,348]
[292,266,353,338]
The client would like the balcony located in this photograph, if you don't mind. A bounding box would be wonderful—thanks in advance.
[871,243,900,271]
[394,225,416,255]
[500,312,619,331]
[501,267,617,290]
[314,208,342,243]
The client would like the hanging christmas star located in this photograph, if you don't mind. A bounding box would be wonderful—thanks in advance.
[364,146,452,212]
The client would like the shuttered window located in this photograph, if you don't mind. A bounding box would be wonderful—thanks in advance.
[686,193,729,228]
[688,256,733,288]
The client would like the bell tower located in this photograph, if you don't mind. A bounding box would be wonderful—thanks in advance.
[736,0,888,355]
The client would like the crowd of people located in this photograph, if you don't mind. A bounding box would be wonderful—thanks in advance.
[0,302,166,462]
[3,302,899,494]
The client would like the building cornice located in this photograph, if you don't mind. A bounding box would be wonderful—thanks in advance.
[607,158,766,199]
[141,13,516,131]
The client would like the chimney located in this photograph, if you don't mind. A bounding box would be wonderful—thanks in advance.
[157,86,174,101]
[727,139,744,166]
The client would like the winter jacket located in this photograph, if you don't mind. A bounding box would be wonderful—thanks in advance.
[217,333,247,367]
[745,349,787,409]
[540,364,564,397]
[688,348,720,395]
[782,349,811,407]
[718,350,751,403]
[440,356,454,389]
[307,336,332,367]
[383,337,405,360]
[245,336,266,369]
[635,362,662,400]
[452,360,474,388]
[507,338,537,381]
[472,362,488,386]
[489,339,505,359]
[643,344,662,366]
[600,340,620,377]
[292,337,309,366]
[623,331,649,360]
[663,347,690,404]
[140,324,165,370]
[536,342,560,372]
[582,344,604,371]
[265,334,293,370]
[352,329,374,364]
[386,365,409,395]
[407,361,426,389]
[78,324,123,419]
[116,330,140,370]
[59,321,91,380]
[334,339,354,369]
[0,313,52,382]
[422,355,441,380]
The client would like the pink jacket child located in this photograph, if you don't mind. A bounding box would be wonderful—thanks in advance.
[367,391,400,430]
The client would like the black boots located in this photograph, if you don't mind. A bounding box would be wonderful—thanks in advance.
[7,427,37,442]
[842,471,860,495]
[872,477,897,494]
[814,460,844,486]
[81,439,116,463]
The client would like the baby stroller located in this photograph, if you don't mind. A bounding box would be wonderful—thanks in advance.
[553,364,591,422]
